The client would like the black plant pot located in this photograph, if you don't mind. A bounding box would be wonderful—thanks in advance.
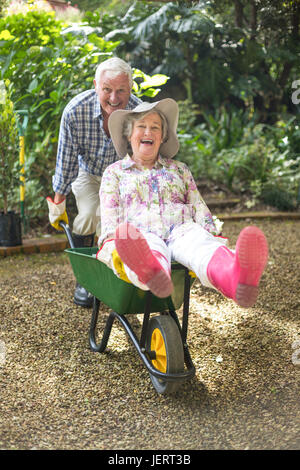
[0,211,22,247]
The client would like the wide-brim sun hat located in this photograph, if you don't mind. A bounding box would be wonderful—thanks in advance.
[108,98,179,159]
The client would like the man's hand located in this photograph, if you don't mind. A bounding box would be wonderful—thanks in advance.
[46,196,69,231]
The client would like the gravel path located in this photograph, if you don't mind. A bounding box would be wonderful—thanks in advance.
[0,219,299,450]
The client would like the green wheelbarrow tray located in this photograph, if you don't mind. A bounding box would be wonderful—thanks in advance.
[61,222,196,392]
[65,246,190,315]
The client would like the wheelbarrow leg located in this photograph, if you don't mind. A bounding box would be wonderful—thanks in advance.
[139,290,152,350]
[89,297,115,352]
[168,269,195,373]
[170,267,191,344]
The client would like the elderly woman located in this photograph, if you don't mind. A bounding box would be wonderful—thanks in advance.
[96,98,268,307]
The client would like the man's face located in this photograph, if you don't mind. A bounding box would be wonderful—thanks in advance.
[94,71,131,119]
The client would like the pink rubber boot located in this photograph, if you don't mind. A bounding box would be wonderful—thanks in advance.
[207,226,268,307]
[115,222,173,298]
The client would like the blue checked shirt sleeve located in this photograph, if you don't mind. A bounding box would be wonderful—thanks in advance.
[52,107,80,195]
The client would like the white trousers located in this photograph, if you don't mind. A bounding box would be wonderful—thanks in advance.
[98,223,229,291]
[71,168,101,236]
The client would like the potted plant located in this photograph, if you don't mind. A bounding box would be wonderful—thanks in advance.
[0,81,22,246]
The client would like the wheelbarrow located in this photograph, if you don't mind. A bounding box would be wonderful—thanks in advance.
[61,221,196,394]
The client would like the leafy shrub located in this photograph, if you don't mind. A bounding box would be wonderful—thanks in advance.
[260,185,296,211]
[177,104,248,180]
[0,8,168,222]
[0,81,20,214]
[0,9,104,217]
[177,104,300,208]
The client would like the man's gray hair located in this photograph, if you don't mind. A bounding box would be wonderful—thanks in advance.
[95,57,133,88]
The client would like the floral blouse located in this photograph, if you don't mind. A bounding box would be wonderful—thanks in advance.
[99,154,219,244]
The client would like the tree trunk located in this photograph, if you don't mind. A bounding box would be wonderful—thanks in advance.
[234,0,244,28]
[250,0,257,38]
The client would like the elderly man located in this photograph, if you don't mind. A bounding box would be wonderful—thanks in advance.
[47,57,142,307]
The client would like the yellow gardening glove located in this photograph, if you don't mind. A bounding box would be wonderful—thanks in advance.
[46,196,69,232]
[111,249,131,284]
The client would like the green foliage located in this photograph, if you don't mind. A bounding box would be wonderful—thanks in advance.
[78,0,131,15]
[132,69,169,98]
[0,7,169,220]
[260,186,296,211]
[102,1,219,104]
[100,0,299,122]
[0,81,20,214]
[177,103,248,179]
[177,104,300,208]
[0,0,9,18]
[0,9,115,217]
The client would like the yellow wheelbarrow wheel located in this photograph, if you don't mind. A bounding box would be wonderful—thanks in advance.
[146,314,184,394]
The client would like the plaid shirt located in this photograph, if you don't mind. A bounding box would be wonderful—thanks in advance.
[52,89,141,195]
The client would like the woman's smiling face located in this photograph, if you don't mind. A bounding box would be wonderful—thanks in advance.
[129,112,163,168]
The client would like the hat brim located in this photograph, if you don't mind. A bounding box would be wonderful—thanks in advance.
[108,98,179,159]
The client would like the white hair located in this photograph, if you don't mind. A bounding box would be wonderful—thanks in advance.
[95,57,133,89]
